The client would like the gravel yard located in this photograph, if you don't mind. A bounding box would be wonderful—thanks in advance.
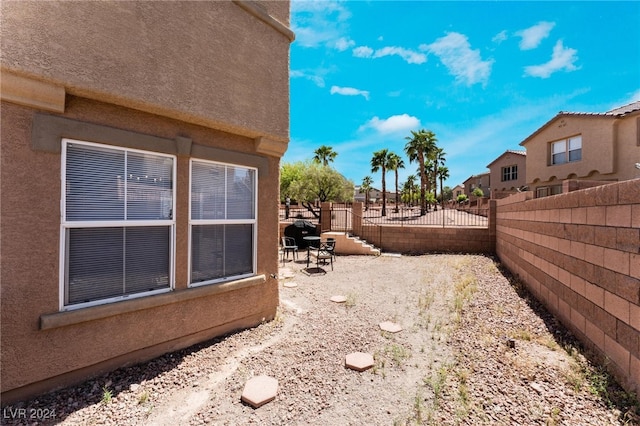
[3,254,638,425]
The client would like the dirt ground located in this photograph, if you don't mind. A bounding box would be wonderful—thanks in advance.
[2,254,638,425]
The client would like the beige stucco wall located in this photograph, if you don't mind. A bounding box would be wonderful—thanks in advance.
[616,115,640,181]
[464,173,490,198]
[1,97,281,403]
[1,0,291,144]
[488,152,527,196]
[522,114,640,189]
[1,0,292,403]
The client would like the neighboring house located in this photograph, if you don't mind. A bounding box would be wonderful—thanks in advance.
[486,150,527,199]
[520,101,640,197]
[463,172,490,198]
[1,1,294,403]
[354,186,383,204]
[452,184,465,199]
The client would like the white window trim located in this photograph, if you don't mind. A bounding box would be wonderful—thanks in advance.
[188,158,258,288]
[551,135,582,165]
[59,139,176,311]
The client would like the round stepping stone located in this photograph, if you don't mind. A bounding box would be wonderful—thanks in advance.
[330,295,347,303]
[345,352,374,372]
[283,281,298,288]
[379,321,403,333]
[241,375,278,408]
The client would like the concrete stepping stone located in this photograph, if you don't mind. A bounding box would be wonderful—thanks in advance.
[330,295,347,303]
[241,375,278,408]
[345,352,374,372]
[379,321,402,333]
[283,281,298,288]
[279,269,295,279]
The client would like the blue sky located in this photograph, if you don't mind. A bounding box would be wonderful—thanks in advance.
[284,1,640,191]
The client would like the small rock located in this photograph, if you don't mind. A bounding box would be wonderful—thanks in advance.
[530,382,544,394]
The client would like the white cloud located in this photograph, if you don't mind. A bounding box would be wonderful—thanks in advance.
[353,45,426,64]
[492,30,508,44]
[359,114,421,134]
[373,46,427,64]
[333,37,355,52]
[422,32,493,86]
[330,85,370,100]
[524,40,579,78]
[290,69,326,87]
[353,45,374,58]
[516,21,555,50]
[291,0,353,50]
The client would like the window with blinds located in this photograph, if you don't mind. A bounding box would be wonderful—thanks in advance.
[61,139,175,309]
[190,160,256,286]
[551,135,582,165]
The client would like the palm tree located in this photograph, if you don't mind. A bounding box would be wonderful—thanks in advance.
[313,145,337,166]
[371,149,391,216]
[404,129,437,215]
[402,174,418,206]
[387,152,404,213]
[360,175,373,211]
[438,166,449,209]
[430,147,446,211]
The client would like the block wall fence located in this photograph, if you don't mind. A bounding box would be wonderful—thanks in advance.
[349,201,496,255]
[495,179,640,394]
[368,225,495,254]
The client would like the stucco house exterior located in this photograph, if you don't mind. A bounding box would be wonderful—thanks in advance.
[486,150,527,199]
[1,1,293,403]
[354,186,383,204]
[452,184,465,199]
[520,101,640,197]
[463,172,490,198]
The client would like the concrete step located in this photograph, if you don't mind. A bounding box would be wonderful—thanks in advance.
[320,231,380,256]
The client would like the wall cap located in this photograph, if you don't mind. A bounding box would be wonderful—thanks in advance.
[0,69,65,113]
[40,275,266,330]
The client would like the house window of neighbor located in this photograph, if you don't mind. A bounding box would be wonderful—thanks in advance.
[501,165,518,181]
[60,139,175,310]
[551,135,582,165]
[190,159,256,286]
[536,185,562,198]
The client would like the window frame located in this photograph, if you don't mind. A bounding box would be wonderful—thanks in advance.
[536,185,562,198]
[550,135,582,165]
[188,158,258,288]
[501,165,518,182]
[59,139,176,311]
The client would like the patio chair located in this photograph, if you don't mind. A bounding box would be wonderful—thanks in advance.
[325,238,336,262]
[309,241,333,271]
[281,236,298,263]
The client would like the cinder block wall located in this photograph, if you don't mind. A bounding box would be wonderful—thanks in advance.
[374,226,495,254]
[495,180,640,394]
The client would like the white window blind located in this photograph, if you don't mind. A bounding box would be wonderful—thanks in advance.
[568,136,582,162]
[552,141,566,165]
[190,160,256,285]
[61,140,175,309]
[551,136,582,165]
